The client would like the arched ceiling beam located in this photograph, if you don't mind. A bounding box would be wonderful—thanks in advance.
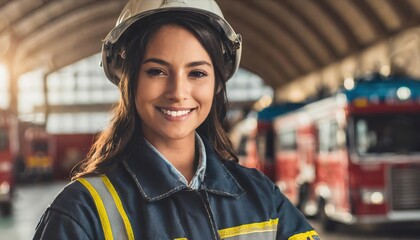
[15,1,122,64]
[0,0,9,9]
[0,0,43,32]
[349,0,388,38]
[221,2,306,76]
[18,31,105,75]
[386,0,418,26]
[48,35,106,75]
[240,49,283,89]
[242,42,287,88]
[315,0,360,51]
[279,0,340,60]
[13,0,97,37]
[21,14,116,61]
[222,18,295,80]
[16,16,115,75]
[225,16,288,87]
[242,0,324,68]
[223,11,299,78]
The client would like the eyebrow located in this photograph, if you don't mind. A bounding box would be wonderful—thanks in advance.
[143,58,169,66]
[187,61,212,68]
[142,58,212,68]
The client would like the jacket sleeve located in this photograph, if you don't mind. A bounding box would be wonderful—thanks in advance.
[33,208,93,240]
[273,186,320,240]
[32,181,103,240]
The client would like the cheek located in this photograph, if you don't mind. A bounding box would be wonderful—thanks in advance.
[199,79,216,103]
[134,97,144,119]
[135,78,160,103]
[197,87,214,106]
[134,84,143,109]
[134,81,150,116]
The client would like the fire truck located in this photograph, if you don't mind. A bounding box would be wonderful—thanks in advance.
[18,125,54,182]
[255,103,303,181]
[273,73,420,230]
[51,133,97,180]
[230,113,260,171]
[230,103,303,181]
[0,110,18,215]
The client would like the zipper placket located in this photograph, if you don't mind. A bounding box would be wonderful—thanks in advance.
[194,190,220,240]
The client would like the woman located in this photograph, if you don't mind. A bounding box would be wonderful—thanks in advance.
[34,0,320,239]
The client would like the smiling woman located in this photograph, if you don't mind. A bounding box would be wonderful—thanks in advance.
[135,24,216,181]
[33,1,319,239]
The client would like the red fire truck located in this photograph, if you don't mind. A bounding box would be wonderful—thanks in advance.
[51,133,97,180]
[0,110,18,215]
[19,126,55,182]
[230,114,260,171]
[255,103,303,181]
[231,104,303,181]
[273,73,420,230]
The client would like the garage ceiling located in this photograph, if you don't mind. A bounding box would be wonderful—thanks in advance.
[1,0,420,88]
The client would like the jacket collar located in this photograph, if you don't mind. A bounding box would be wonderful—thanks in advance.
[123,136,244,202]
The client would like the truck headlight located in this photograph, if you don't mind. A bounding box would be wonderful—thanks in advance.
[0,161,12,172]
[361,189,385,205]
[0,182,10,195]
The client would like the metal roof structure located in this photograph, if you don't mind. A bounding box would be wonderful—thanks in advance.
[1,0,420,88]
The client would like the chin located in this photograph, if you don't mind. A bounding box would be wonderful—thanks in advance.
[165,132,193,141]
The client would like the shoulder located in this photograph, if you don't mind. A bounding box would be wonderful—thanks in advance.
[33,180,102,240]
[49,179,95,212]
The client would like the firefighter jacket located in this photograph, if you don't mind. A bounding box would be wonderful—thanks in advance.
[33,135,320,240]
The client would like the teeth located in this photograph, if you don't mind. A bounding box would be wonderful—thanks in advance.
[160,108,192,117]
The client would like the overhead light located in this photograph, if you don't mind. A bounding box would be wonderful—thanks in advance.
[0,63,8,80]
[379,65,390,76]
[253,95,273,111]
[396,87,411,100]
[344,76,355,90]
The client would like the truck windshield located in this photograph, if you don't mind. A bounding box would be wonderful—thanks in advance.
[32,140,48,153]
[354,113,420,155]
[0,127,8,151]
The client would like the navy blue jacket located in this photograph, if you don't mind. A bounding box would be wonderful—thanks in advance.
[33,137,319,240]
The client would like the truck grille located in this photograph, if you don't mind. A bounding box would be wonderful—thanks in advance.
[390,166,420,210]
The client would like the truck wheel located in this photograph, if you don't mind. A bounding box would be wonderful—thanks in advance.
[1,202,12,216]
[318,200,336,231]
[297,183,309,212]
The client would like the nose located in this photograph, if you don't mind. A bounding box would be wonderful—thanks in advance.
[165,72,189,102]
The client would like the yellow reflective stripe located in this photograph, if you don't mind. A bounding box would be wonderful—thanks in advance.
[77,178,113,240]
[218,218,278,238]
[174,238,188,240]
[288,230,319,240]
[101,175,135,240]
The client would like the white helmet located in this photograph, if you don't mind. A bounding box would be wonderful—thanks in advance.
[102,0,242,85]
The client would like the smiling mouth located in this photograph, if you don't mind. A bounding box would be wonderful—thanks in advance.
[158,107,194,117]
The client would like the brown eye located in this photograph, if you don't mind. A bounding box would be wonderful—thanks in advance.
[189,70,207,78]
[146,68,166,77]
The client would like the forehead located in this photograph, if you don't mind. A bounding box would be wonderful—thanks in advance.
[148,24,195,45]
[143,24,211,60]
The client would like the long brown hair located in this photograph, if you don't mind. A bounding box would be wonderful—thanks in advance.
[72,11,238,180]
